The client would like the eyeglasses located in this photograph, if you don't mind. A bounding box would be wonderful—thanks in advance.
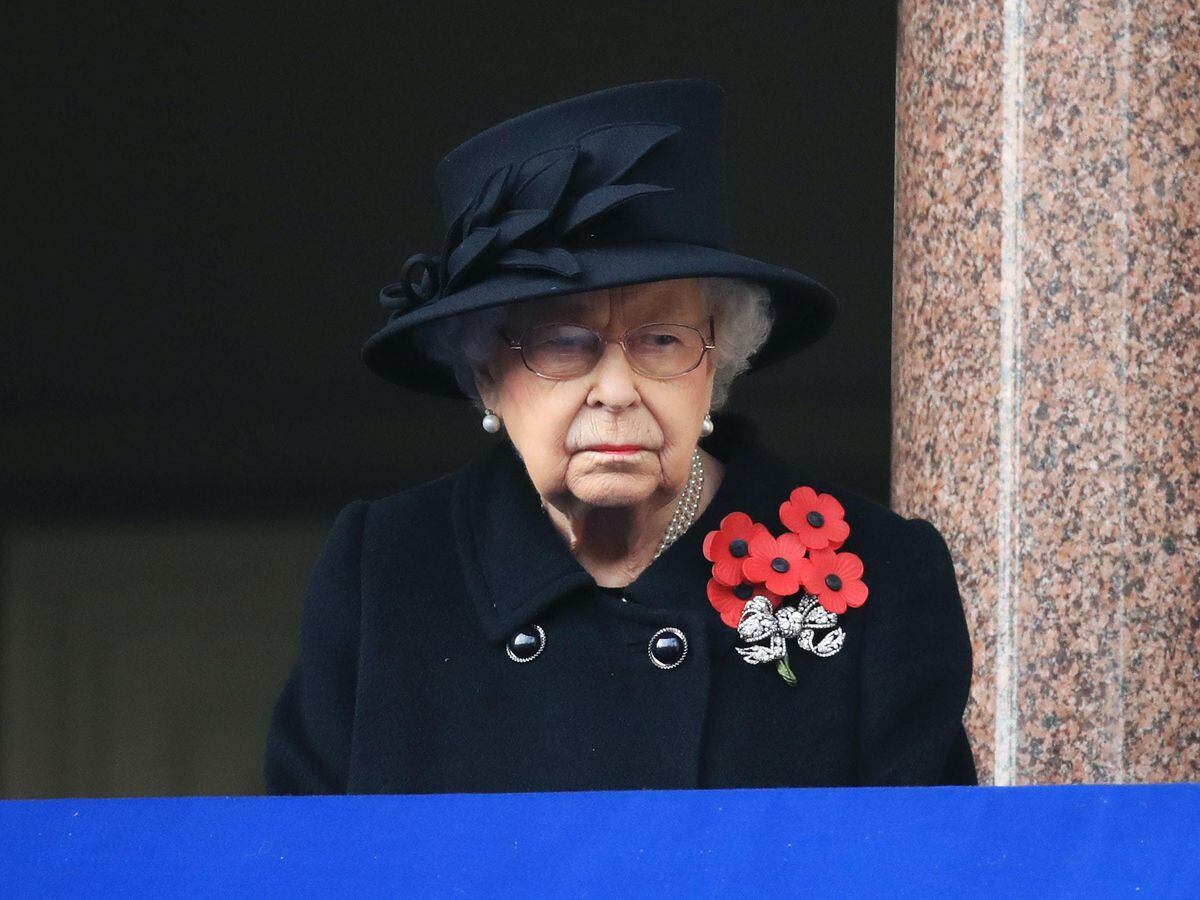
[505,316,716,380]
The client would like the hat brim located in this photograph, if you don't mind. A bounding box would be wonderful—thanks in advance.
[361,241,839,397]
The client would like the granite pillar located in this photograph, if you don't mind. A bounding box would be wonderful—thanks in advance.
[892,0,1199,783]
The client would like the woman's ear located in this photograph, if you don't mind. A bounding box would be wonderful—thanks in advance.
[472,361,498,411]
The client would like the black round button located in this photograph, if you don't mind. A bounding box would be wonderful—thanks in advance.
[648,627,688,670]
[506,625,545,663]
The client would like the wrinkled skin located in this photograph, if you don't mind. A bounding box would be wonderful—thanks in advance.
[473,277,722,587]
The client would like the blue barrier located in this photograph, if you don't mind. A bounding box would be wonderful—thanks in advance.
[1,784,1197,897]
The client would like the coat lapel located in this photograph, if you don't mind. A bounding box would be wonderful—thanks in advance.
[452,413,813,650]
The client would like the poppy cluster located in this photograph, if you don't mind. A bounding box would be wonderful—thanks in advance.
[702,486,868,628]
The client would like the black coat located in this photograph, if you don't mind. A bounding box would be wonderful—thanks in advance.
[264,413,976,793]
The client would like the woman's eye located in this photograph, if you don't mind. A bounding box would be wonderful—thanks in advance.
[531,328,595,352]
[634,332,680,349]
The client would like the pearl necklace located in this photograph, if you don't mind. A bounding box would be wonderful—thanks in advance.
[653,447,706,559]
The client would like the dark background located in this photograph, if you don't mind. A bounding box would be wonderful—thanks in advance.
[3,1,898,795]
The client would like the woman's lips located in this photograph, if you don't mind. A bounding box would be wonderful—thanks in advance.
[586,444,645,455]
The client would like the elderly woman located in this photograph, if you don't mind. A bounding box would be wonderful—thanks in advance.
[264,79,976,793]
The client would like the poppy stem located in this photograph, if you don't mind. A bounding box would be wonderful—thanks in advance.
[776,647,797,687]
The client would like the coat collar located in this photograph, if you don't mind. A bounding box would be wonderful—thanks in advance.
[451,412,813,649]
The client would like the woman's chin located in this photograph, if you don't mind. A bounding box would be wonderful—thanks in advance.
[567,473,657,508]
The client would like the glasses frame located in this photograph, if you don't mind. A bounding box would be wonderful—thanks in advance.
[505,315,717,381]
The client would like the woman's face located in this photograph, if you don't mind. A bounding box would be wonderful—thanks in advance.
[475,278,716,510]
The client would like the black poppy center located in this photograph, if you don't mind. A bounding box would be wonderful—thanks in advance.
[806,511,826,528]
[728,538,749,558]
[771,557,790,573]
[733,583,753,600]
[825,574,843,591]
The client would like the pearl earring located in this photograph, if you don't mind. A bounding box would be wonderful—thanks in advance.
[701,414,714,436]
[481,408,501,433]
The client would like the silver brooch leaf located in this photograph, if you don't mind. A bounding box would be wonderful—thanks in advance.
[735,594,845,685]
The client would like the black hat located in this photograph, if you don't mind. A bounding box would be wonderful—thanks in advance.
[362,77,839,396]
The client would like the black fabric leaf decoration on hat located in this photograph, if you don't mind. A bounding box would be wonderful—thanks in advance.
[445,226,499,293]
[464,165,512,233]
[509,145,579,211]
[572,121,679,187]
[559,183,673,235]
[381,121,680,313]
[492,209,551,250]
[495,247,582,277]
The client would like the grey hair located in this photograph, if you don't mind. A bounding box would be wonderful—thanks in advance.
[413,277,774,410]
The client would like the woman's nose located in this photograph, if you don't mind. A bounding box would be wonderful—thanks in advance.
[586,340,640,409]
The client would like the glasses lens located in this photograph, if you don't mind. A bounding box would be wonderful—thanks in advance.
[522,324,602,378]
[624,324,706,377]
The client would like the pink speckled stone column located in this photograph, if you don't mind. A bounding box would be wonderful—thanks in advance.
[892,0,1199,784]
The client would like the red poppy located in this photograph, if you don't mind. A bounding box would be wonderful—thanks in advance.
[779,485,849,551]
[707,579,782,629]
[702,511,769,586]
[796,547,869,614]
[741,530,809,597]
